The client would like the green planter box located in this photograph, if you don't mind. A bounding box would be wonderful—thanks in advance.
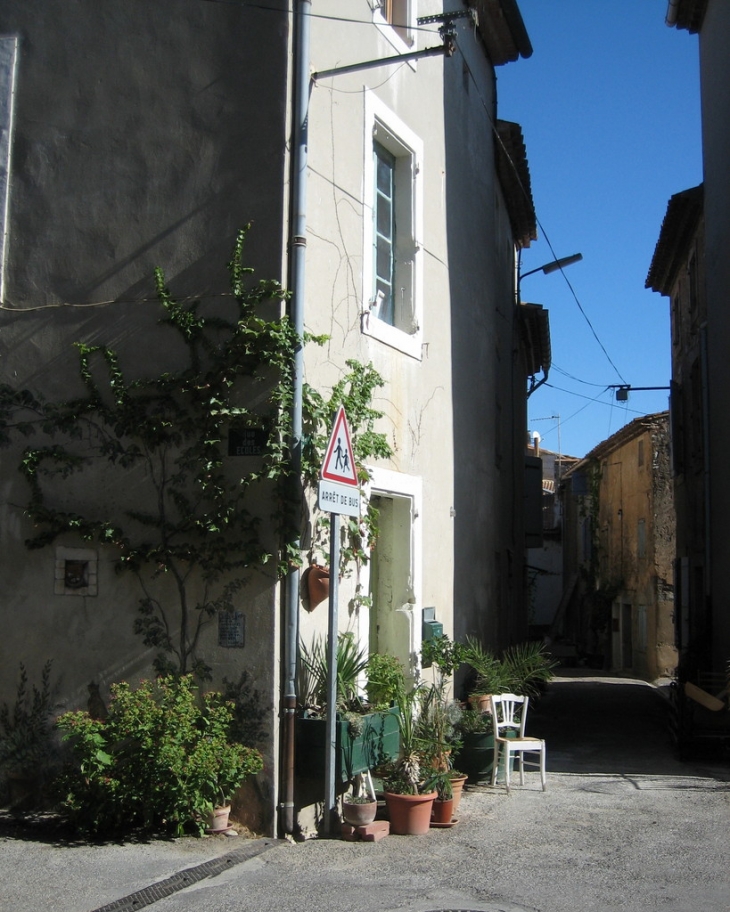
[296,707,400,782]
[455,730,516,784]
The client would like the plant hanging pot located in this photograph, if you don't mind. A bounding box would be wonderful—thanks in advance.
[384,791,436,836]
[306,565,330,609]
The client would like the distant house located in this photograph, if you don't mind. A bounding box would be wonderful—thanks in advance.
[560,414,676,680]
[525,439,579,638]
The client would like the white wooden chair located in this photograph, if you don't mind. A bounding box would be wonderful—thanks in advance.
[490,693,546,792]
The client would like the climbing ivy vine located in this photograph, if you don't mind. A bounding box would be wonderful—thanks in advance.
[0,227,391,678]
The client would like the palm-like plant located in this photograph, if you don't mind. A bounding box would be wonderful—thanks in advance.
[463,637,511,696]
[299,633,369,712]
[500,641,557,697]
[384,683,426,795]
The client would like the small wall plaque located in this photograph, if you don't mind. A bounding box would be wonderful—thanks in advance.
[218,610,245,648]
[228,428,268,457]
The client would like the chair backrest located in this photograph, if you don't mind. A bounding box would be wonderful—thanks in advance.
[490,693,528,737]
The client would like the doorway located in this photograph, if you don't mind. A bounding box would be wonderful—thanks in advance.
[361,469,422,676]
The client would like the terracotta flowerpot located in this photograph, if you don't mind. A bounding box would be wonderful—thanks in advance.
[306,565,330,608]
[449,773,468,815]
[206,805,232,832]
[431,797,455,825]
[468,693,492,712]
[342,799,377,827]
[384,791,436,835]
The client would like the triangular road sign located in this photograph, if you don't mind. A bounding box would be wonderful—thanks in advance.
[321,406,358,487]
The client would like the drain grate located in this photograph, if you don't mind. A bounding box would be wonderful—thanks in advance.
[88,838,284,912]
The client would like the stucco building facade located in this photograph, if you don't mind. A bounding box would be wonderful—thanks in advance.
[0,1,541,833]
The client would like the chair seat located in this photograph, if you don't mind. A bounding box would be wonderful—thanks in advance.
[496,735,544,749]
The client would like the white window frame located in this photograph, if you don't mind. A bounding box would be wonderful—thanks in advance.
[362,91,423,360]
[372,0,416,53]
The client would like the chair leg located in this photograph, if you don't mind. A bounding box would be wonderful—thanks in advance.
[518,751,525,786]
[540,743,546,791]
[504,746,511,793]
[491,741,500,788]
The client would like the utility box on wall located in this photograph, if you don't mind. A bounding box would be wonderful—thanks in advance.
[422,606,443,666]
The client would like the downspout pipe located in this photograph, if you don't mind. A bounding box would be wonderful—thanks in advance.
[281,0,310,838]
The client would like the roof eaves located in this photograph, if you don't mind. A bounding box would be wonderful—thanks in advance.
[495,120,537,249]
[645,184,703,295]
[585,412,670,462]
[520,302,551,376]
[666,0,708,33]
[468,0,533,65]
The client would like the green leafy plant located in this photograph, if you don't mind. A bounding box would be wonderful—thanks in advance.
[463,638,557,698]
[455,708,493,735]
[500,641,557,697]
[463,637,511,696]
[342,793,374,805]
[381,683,428,795]
[55,675,263,836]
[418,636,465,769]
[365,652,405,710]
[0,661,56,796]
[422,766,453,800]
[299,632,369,713]
[1,231,395,680]
[221,670,270,748]
[5,228,299,680]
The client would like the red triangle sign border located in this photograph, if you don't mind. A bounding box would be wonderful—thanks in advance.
[321,406,358,487]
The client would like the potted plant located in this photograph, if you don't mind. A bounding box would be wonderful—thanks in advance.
[500,641,558,697]
[341,792,378,827]
[452,707,498,784]
[296,637,401,781]
[198,730,264,833]
[463,638,557,707]
[56,676,264,836]
[419,635,467,767]
[463,637,510,710]
[424,768,455,826]
[382,684,437,835]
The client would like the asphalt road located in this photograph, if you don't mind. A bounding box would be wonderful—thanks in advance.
[2,674,729,912]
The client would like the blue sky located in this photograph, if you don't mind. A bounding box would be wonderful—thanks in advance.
[496,0,702,459]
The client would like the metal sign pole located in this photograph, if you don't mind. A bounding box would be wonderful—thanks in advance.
[323,511,340,836]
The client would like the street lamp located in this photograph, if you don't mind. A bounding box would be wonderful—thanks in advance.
[518,252,583,300]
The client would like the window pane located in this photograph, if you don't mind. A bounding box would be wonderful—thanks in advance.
[376,154,393,194]
[376,196,392,239]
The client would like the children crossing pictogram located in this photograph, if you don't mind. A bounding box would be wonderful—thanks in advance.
[321,406,358,486]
